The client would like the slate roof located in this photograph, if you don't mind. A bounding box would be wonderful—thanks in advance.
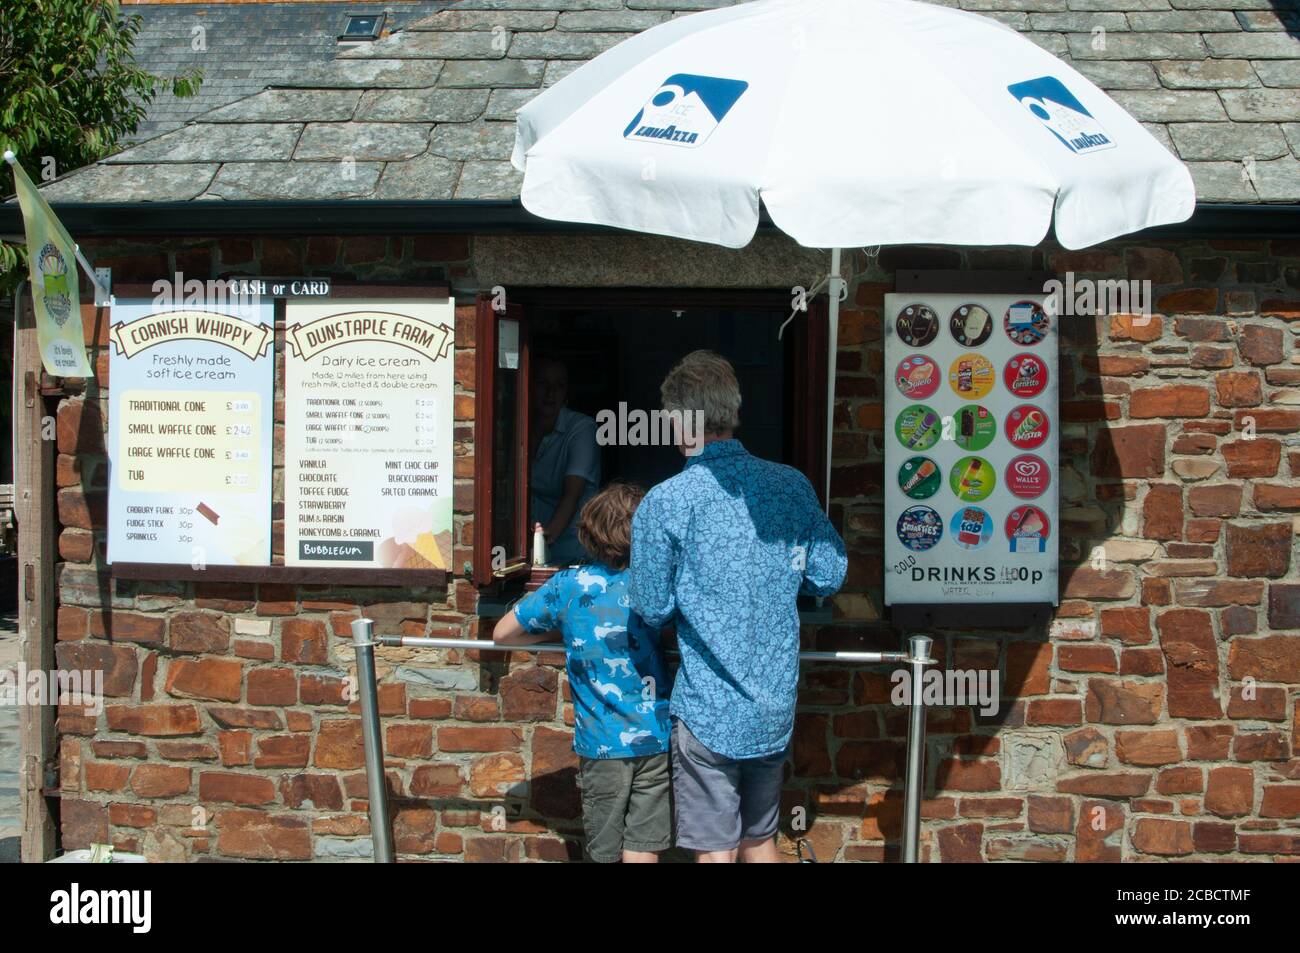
[36,0,1300,206]
[124,2,454,142]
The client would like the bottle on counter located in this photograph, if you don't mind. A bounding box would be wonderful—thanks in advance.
[532,522,547,567]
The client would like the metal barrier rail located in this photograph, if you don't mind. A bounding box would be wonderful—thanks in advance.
[352,621,935,864]
[378,634,908,664]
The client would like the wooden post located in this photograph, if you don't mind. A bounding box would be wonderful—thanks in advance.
[15,289,57,862]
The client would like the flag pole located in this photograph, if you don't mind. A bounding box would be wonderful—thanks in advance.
[3,150,111,303]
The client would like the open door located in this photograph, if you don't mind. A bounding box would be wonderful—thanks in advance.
[472,294,531,588]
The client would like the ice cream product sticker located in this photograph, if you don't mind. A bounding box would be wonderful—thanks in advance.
[1006,504,1051,553]
[948,353,995,399]
[895,355,940,400]
[951,506,994,551]
[898,456,941,499]
[1005,454,1051,499]
[949,304,992,348]
[1004,354,1048,398]
[895,404,942,451]
[1005,404,1050,450]
[895,304,940,347]
[897,506,943,552]
[1004,300,1050,346]
[952,404,996,452]
[949,455,996,502]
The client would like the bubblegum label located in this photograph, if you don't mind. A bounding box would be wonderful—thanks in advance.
[1006,505,1051,553]
[1005,454,1051,499]
[1005,404,1050,450]
[1004,354,1048,398]
[897,506,943,552]
[951,506,993,551]
[895,355,940,400]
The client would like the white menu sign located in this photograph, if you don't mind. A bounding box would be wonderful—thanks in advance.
[284,299,456,570]
[107,296,274,566]
[884,292,1059,607]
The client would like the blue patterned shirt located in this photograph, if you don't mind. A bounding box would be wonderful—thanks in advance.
[629,440,847,759]
[513,564,671,759]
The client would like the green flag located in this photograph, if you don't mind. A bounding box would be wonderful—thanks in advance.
[7,155,94,377]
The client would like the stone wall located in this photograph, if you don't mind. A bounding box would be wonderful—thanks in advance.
[48,231,1300,861]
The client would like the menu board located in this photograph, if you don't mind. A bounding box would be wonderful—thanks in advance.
[284,299,455,570]
[884,293,1059,607]
[107,296,275,566]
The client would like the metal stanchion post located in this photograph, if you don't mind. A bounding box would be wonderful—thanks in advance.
[352,618,394,863]
[901,634,934,864]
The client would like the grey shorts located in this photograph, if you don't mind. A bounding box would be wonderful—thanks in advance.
[577,752,672,863]
[670,718,788,853]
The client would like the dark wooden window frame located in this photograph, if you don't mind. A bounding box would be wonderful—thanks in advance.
[471,286,829,594]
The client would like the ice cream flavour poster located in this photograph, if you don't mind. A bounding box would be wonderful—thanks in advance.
[107,296,275,567]
[884,293,1060,607]
[284,299,456,570]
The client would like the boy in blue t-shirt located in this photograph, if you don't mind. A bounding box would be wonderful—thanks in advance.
[494,482,672,863]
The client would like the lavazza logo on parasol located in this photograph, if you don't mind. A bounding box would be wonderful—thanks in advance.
[1008,76,1115,155]
[624,73,748,147]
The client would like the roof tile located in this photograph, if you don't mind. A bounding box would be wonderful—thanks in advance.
[437,58,546,87]
[1204,32,1300,59]
[507,31,635,58]
[340,30,507,60]
[1249,157,1300,200]
[455,160,525,199]
[1253,60,1300,87]
[409,10,560,31]
[1185,160,1259,201]
[1074,60,1162,88]
[1219,88,1300,121]
[374,154,463,200]
[286,60,444,88]
[1154,59,1261,89]
[1067,30,1207,59]
[1109,88,1229,121]
[294,123,431,161]
[355,88,490,123]
[201,89,362,123]
[429,121,518,161]
[1169,122,1291,160]
[206,161,383,200]
[104,124,302,164]
[41,163,218,203]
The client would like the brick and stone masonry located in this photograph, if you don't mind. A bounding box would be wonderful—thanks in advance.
[48,233,1300,861]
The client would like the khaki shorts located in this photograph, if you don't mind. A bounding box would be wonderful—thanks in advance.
[578,752,672,863]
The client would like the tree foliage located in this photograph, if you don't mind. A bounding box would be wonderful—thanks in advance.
[0,0,201,290]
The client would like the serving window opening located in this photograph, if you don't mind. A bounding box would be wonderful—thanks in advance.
[472,291,828,589]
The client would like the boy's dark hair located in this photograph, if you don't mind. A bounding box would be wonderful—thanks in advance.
[577,482,646,570]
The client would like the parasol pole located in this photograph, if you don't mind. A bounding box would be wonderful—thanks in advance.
[824,248,842,513]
